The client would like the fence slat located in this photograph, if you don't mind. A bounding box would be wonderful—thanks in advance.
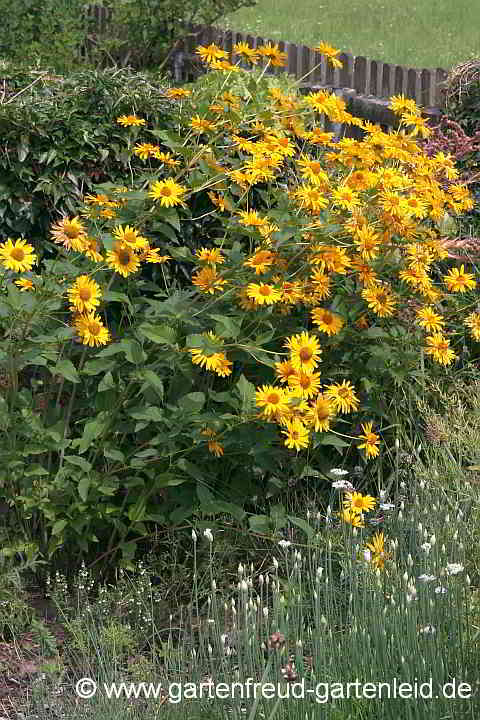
[81,7,449,115]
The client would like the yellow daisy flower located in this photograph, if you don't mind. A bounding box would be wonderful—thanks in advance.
[443,264,476,293]
[14,277,34,291]
[148,178,187,208]
[305,393,335,432]
[282,418,310,451]
[106,243,141,277]
[50,216,87,251]
[285,332,322,374]
[192,267,226,294]
[256,384,290,420]
[324,380,359,414]
[67,275,102,314]
[246,283,282,305]
[357,421,380,459]
[74,312,110,347]
[311,308,344,336]
[116,114,146,127]
[0,238,37,272]
[344,491,376,514]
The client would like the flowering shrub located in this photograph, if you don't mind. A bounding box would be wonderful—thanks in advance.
[1,39,478,564]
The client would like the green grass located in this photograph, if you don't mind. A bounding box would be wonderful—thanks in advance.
[221,0,480,70]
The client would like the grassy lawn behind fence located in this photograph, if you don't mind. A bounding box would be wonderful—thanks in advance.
[221,0,480,70]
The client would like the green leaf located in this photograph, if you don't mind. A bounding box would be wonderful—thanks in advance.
[98,371,115,392]
[77,413,109,454]
[78,477,90,502]
[83,358,116,375]
[122,339,145,364]
[287,515,315,539]
[168,246,193,261]
[236,374,256,414]
[156,473,187,487]
[248,515,271,533]
[64,456,92,472]
[139,323,176,345]
[211,314,242,339]
[178,391,205,413]
[24,464,49,476]
[104,291,133,312]
[141,369,164,399]
[52,519,67,536]
[315,433,350,448]
[129,405,164,422]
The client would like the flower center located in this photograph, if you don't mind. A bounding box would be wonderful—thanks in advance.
[65,224,80,239]
[88,321,101,336]
[259,286,272,296]
[267,393,280,405]
[299,348,312,361]
[11,248,25,261]
[79,288,92,301]
[118,250,131,266]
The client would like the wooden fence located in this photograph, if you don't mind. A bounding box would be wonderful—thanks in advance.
[82,5,449,137]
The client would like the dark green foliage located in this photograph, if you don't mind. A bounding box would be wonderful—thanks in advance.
[0,65,175,246]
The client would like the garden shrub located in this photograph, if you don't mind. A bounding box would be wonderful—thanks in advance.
[0,39,478,569]
[0,0,92,74]
[91,0,258,71]
[0,64,175,247]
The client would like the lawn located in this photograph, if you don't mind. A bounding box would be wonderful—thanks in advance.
[221,0,480,70]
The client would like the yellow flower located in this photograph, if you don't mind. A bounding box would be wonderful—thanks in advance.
[246,283,282,305]
[196,247,225,264]
[140,249,171,264]
[275,360,297,384]
[148,178,187,208]
[340,508,364,528]
[365,531,391,569]
[0,238,37,272]
[50,216,87,251]
[133,143,160,160]
[282,418,310,451]
[256,384,290,420]
[112,225,149,251]
[233,42,259,64]
[190,115,217,133]
[244,250,275,274]
[344,491,376,514]
[415,306,445,333]
[443,264,476,293]
[14,277,34,291]
[257,43,288,67]
[116,114,146,127]
[311,308,344,336]
[331,186,361,210]
[465,312,480,341]
[361,284,396,317]
[285,332,322,374]
[389,94,419,116]
[192,266,226,294]
[82,237,104,263]
[196,43,228,64]
[288,371,322,399]
[67,275,102,314]
[106,243,141,277]
[310,270,332,299]
[424,333,456,365]
[357,421,380,459]
[74,312,110,347]
[305,393,335,432]
[314,42,343,68]
[165,87,191,99]
[237,210,269,228]
[324,380,359,414]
